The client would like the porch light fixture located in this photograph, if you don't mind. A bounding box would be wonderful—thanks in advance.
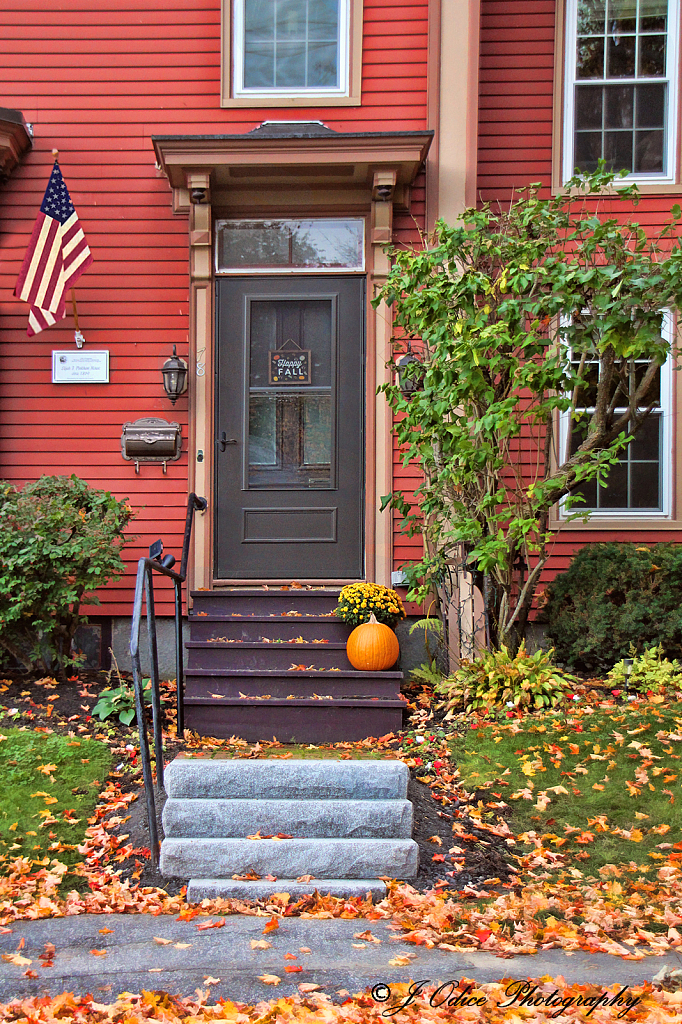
[161,345,188,405]
[397,341,424,396]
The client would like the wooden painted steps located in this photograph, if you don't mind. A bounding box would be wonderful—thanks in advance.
[184,588,405,742]
[186,640,354,671]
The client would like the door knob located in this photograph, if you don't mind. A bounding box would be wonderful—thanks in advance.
[217,431,237,451]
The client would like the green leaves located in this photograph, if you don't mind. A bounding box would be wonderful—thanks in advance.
[437,643,573,713]
[0,475,135,673]
[545,543,682,671]
[92,680,152,725]
[376,167,682,651]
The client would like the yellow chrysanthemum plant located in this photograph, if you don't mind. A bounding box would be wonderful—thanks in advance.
[335,582,406,629]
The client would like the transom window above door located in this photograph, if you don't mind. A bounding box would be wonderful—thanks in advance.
[215,218,365,273]
[563,0,680,183]
[224,0,362,105]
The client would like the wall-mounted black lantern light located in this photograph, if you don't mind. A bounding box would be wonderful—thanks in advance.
[161,345,188,405]
[397,341,424,396]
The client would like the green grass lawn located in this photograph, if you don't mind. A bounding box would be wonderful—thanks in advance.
[449,699,682,873]
[0,728,112,873]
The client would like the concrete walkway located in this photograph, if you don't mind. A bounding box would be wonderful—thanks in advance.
[0,915,679,1004]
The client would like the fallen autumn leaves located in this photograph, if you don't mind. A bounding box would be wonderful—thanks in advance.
[3,979,682,1023]
[2,679,682,962]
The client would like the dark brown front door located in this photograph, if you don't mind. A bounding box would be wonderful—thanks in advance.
[215,276,364,579]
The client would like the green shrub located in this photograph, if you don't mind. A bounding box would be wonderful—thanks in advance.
[607,645,682,695]
[0,475,134,674]
[437,642,572,712]
[544,543,682,672]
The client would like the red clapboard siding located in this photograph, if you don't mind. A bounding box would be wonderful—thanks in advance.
[473,0,682,601]
[0,0,429,615]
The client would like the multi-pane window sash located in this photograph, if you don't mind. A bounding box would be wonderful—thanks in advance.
[563,0,680,182]
[559,343,672,518]
[234,0,350,97]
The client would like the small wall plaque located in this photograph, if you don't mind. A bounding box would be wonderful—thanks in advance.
[52,350,109,383]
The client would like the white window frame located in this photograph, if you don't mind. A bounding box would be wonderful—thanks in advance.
[233,0,351,100]
[562,0,680,185]
[558,311,674,520]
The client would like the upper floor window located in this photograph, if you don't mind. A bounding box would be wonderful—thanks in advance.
[222,0,363,105]
[563,0,680,183]
[235,0,347,95]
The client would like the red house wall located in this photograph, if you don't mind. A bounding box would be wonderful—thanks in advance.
[0,0,428,616]
[478,0,682,597]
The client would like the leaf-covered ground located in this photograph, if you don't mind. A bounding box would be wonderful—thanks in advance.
[450,699,682,874]
[3,979,682,1023]
[1,672,682,962]
[0,728,111,881]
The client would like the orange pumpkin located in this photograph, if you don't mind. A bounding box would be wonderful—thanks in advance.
[346,613,400,671]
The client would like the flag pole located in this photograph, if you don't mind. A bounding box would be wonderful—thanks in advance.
[71,289,85,348]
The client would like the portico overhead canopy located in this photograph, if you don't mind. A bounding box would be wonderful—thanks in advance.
[152,122,433,214]
[0,107,32,183]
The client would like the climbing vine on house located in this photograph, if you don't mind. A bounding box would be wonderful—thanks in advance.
[376,167,682,653]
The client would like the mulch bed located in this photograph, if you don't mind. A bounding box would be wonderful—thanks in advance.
[0,668,514,897]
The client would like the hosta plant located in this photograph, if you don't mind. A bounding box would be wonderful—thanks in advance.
[93,679,152,726]
[607,645,682,695]
[438,642,573,712]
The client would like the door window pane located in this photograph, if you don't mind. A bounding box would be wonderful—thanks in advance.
[216,219,364,273]
[303,395,332,465]
[247,298,334,489]
[249,398,277,464]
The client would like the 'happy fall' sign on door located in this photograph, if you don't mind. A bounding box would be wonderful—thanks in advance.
[269,348,311,384]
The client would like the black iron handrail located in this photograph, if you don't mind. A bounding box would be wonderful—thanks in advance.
[129,492,207,868]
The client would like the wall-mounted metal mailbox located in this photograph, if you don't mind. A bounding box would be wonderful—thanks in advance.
[121,417,181,473]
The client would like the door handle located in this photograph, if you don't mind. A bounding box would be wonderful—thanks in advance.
[217,431,238,451]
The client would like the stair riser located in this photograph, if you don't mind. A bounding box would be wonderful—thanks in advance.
[160,837,419,879]
[191,592,341,615]
[189,619,352,643]
[185,676,401,700]
[183,703,405,743]
[187,646,354,671]
[162,798,413,839]
[165,759,410,801]
[187,878,387,902]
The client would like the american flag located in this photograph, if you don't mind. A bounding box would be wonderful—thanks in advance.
[14,160,93,337]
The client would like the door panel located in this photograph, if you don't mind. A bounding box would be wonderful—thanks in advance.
[215,276,364,579]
